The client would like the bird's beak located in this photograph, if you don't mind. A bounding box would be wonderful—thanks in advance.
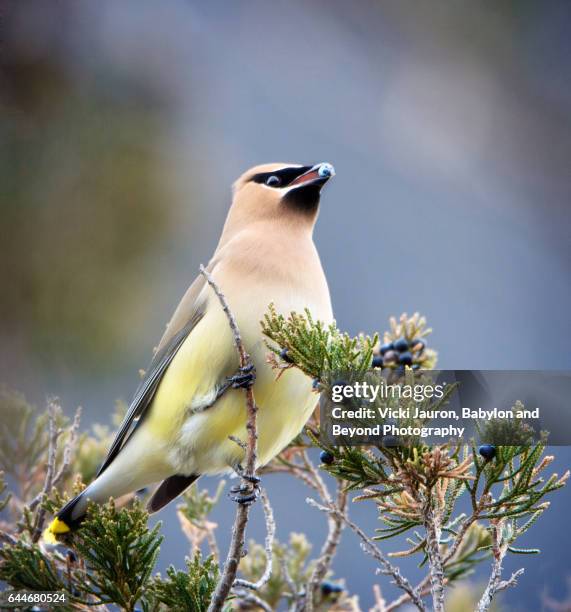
[289,163,335,190]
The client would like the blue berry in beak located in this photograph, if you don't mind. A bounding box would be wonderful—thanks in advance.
[394,337,410,352]
[280,348,293,363]
[478,444,496,460]
[317,163,335,178]
[320,450,335,465]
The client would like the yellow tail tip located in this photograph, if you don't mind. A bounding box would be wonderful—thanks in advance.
[42,527,59,545]
[46,517,70,536]
[42,517,71,544]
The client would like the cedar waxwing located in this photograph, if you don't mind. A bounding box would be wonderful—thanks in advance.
[47,162,335,537]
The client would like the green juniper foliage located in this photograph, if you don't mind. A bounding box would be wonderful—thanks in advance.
[262,303,377,379]
[475,402,540,447]
[263,307,569,600]
[0,539,67,594]
[71,500,163,610]
[144,553,220,612]
[0,308,568,611]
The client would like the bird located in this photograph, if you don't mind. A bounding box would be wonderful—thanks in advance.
[46,161,335,537]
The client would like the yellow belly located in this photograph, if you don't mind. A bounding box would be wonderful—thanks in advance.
[143,297,320,476]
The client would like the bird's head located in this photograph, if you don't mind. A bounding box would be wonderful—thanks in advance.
[229,162,335,229]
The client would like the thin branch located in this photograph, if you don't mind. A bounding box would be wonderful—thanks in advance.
[442,513,477,564]
[201,266,259,612]
[232,589,273,612]
[234,488,276,591]
[26,401,59,514]
[496,569,525,593]
[422,500,444,612]
[440,495,490,567]
[280,555,299,605]
[200,265,249,366]
[31,400,59,541]
[383,575,431,612]
[476,521,524,612]
[52,406,82,488]
[301,449,331,503]
[306,498,426,611]
[305,484,347,611]
[371,584,387,612]
[206,527,220,562]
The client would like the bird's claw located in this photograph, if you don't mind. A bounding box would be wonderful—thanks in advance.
[228,363,256,389]
[242,473,260,485]
[232,463,260,484]
[229,481,260,505]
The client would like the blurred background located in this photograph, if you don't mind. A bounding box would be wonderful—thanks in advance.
[1,1,570,609]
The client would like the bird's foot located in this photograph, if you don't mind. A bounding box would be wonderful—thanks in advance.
[232,463,260,484]
[229,481,260,505]
[227,363,256,390]
[229,464,260,505]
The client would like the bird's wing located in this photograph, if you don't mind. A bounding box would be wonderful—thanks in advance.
[96,271,210,477]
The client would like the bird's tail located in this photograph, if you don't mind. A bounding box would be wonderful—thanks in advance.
[43,490,89,543]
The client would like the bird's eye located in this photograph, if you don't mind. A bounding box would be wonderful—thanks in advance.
[266,175,281,187]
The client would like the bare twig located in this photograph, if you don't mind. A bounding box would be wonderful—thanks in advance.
[305,484,347,611]
[31,400,60,541]
[495,569,525,593]
[422,500,444,612]
[206,527,220,561]
[476,521,524,612]
[383,575,432,612]
[442,514,477,564]
[301,449,331,503]
[52,406,82,489]
[280,555,299,601]
[371,584,387,612]
[306,498,426,611]
[201,266,259,612]
[232,589,273,612]
[200,265,249,366]
[234,488,276,591]
[27,401,59,515]
[440,496,489,567]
